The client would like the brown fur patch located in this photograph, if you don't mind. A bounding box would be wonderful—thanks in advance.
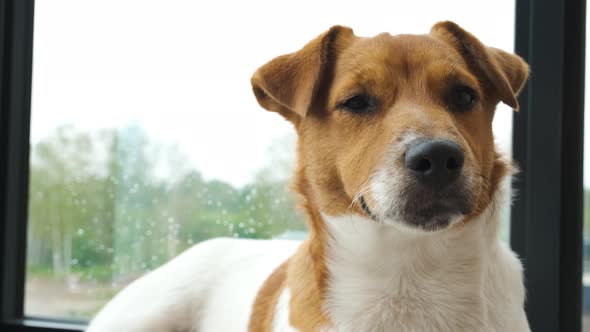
[248,261,289,332]
[284,161,332,331]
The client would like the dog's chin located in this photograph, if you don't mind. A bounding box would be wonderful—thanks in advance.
[378,197,473,232]
[399,210,465,232]
[368,177,475,231]
[398,184,474,231]
[377,209,465,233]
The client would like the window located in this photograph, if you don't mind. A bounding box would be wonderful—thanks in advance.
[0,0,585,331]
[24,0,518,322]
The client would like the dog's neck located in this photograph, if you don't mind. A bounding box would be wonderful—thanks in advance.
[321,212,496,331]
[285,173,507,331]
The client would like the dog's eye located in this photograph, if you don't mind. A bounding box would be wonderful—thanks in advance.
[450,86,478,111]
[338,94,375,114]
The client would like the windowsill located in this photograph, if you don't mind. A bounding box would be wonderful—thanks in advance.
[2,318,85,332]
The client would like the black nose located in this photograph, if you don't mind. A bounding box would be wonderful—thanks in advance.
[404,139,464,189]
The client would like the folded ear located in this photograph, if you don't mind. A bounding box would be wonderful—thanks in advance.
[251,26,355,125]
[430,21,529,110]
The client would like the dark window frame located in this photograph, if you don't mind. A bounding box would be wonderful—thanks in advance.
[511,0,586,331]
[0,0,586,331]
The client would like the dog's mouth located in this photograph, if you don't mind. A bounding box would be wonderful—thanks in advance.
[360,184,473,231]
[359,195,379,221]
[400,202,469,231]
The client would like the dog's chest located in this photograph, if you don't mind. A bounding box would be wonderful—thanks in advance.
[322,215,487,332]
[323,272,484,332]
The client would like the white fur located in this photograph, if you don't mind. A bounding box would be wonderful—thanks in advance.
[321,190,530,332]
[87,238,299,332]
[273,289,300,332]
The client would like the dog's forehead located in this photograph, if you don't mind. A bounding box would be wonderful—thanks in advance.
[339,33,463,71]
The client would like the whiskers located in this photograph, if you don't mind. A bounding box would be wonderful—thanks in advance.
[346,178,373,216]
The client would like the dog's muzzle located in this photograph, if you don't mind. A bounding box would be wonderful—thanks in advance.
[399,139,471,230]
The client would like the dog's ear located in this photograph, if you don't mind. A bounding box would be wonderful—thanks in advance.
[251,26,355,125]
[430,21,529,110]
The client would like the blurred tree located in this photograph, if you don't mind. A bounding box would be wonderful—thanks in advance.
[27,126,304,285]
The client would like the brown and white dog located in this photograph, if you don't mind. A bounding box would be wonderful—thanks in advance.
[88,21,530,332]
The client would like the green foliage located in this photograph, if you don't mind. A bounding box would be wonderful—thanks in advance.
[27,125,305,283]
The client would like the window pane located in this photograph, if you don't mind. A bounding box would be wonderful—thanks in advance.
[25,0,516,320]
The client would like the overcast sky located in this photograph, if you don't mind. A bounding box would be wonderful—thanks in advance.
[32,0,522,187]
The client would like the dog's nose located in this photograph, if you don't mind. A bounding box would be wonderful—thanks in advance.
[404,140,464,189]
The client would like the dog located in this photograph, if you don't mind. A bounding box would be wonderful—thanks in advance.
[87,21,530,332]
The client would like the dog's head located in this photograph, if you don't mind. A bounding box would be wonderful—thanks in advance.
[251,22,528,232]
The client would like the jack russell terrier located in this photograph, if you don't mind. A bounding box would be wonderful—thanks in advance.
[88,21,530,332]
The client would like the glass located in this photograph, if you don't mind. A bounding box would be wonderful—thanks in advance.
[25,0,516,320]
